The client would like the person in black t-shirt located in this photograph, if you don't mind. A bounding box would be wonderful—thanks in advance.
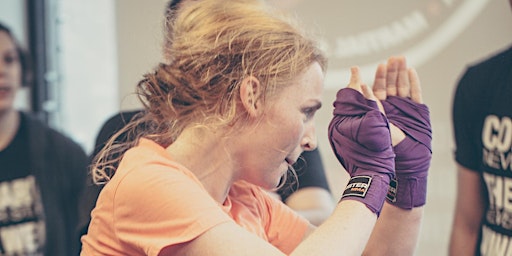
[0,21,88,256]
[449,1,512,254]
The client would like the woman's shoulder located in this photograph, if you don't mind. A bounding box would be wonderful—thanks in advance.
[117,138,206,188]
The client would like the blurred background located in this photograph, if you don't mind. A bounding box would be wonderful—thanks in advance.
[1,0,511,254]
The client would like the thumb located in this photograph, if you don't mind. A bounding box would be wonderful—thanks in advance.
[362,84,385,114]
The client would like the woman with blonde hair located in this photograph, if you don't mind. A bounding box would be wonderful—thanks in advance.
[81,0,432,255]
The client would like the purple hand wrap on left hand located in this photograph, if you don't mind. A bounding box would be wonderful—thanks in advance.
[328,88,396,215]
[382,96,432,209]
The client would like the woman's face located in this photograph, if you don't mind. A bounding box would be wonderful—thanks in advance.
[0,31,22,112]
[239,62,324,189]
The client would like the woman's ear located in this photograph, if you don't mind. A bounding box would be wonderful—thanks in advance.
[239,76,262,117]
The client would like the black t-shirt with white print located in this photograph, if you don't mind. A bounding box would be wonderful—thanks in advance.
[0,115,45,255]
[453,45,512,256]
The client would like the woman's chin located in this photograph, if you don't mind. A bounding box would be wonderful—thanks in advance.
[261,177,284,191]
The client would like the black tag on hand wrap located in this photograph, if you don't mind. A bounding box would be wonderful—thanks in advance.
[342,176,372,198]
[386,178,397,202]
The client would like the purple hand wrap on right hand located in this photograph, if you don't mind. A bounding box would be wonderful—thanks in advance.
[328,88,395,214]
[382,96,432,209]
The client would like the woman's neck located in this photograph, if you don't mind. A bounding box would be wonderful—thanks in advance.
[165,127,237,204]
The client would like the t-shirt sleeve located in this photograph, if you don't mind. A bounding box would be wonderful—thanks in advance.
[254,186,309,254]
[278,148,331,201]
[452,66,483,171]
[112,164,232,255]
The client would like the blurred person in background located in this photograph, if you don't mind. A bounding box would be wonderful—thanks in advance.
[449,1,512,255]
[0,22,88,255]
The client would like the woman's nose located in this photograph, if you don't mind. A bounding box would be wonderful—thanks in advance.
[302,125,318,151]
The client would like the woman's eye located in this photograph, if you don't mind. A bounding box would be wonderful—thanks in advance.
[4,53,18,64]
[303,107,316,120]
[4,55,18,64]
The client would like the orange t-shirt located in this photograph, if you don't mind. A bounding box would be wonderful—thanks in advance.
[81,139,309,255]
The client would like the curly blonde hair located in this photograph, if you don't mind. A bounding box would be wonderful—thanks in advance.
[92,0,327,184]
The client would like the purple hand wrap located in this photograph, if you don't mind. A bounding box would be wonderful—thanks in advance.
[382,96,432,209]
[328,88,395,214]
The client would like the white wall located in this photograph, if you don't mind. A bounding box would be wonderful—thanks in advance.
[114,0,512,255]
[0,0,26,42]
[56,0,119,153]
[115,0,168,111]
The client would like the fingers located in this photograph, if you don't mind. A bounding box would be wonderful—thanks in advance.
[408,68,423,103]
[361,84,376,101]
[362,84,385,113]
[396,56,410,98]
[372,63,387,101]
[347,66,363,94]
[375,56,423,103]
[385,57,398,96]
[346,66,384,113]
[387,56,411,97]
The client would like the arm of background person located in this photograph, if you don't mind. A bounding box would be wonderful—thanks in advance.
[280,148,335,226]
[448,164,485,255]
